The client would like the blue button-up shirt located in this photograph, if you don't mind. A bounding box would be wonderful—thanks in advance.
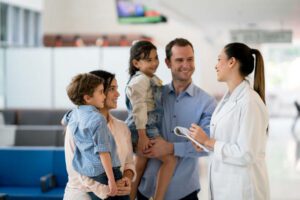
[138,82,216,200]
[62,105,121,177]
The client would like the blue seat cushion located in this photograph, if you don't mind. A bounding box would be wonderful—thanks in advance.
[0,148,53,187]
[0,187,64,200]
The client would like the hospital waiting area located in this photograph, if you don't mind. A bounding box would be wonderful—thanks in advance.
[0,0,300,200]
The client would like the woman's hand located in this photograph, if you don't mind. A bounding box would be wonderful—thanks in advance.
[191,141,204,152]
[107,179,118,196]
[116,177,131,196]
[189,123,209,144]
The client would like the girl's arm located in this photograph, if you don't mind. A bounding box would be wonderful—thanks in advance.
[137,129,151,152]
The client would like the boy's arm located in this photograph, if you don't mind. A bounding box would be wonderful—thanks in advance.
[100,152,115,182]
[99,152,117,196]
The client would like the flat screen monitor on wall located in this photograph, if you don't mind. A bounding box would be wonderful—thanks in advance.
[116,0,167,24]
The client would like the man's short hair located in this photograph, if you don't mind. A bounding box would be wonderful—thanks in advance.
[165,38,194,60]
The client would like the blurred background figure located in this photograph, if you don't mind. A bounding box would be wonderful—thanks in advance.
[74,35,85,47]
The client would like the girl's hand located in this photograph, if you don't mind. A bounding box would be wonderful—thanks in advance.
[107,179,118,196]
[137,134,151,153]
[189,123,209,144]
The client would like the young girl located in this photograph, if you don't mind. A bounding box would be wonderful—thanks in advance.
[125,41,177,200]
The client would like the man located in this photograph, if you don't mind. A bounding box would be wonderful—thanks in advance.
[138,38,216,200]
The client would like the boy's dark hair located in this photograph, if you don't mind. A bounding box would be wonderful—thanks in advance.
[67,73,104,105]
[165,38,194,60]
[128,40,157,77]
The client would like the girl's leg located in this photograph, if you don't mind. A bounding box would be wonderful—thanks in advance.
[154,155,177,200]
[130,155,148,200]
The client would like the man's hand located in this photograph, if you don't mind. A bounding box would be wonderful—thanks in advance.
[143,137,174,158]
[116,177,131,196]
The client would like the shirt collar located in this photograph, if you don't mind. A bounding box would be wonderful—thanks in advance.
[78,105,98,112]
[166,82,195,97]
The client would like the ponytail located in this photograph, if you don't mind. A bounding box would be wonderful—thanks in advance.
[252,49,266,104]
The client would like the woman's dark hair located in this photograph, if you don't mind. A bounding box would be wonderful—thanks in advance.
[89,70,115,94]
[128,40,157,77]
[224,42,265,104]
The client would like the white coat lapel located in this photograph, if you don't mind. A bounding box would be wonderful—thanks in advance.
[211,80,248,132]
[213,99,237,123]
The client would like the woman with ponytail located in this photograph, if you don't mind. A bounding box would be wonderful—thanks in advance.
[189,43,269,199]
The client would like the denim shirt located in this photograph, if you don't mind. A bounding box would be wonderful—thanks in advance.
[125,71,163,130]
[62,105,121,177]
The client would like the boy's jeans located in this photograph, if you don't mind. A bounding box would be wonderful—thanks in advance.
[88,167,130,200]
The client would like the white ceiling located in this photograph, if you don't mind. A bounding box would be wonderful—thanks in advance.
[148,0,300,39]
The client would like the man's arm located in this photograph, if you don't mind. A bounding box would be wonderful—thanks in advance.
[172,98,216,157]
[144,98,216,158]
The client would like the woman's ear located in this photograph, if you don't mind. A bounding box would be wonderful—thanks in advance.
[228,57,237,68]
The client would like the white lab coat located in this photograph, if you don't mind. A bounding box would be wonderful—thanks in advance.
[208,80,270,200]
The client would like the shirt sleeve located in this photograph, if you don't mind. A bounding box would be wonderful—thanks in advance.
[91,115,111,154]
[214,99,268,166]
[126,75,150,129]
[174,142,208,157]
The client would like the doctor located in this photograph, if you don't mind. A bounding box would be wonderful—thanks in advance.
[189,42,270,200]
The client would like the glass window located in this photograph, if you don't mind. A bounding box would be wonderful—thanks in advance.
[12,6,20,44]
[0,3,8,46]
[23,9,30,45]
[33,12,41,46]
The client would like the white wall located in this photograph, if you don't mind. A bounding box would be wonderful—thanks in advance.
[53,47,101,108]
[6,48,52,108]
[3,46,223,109]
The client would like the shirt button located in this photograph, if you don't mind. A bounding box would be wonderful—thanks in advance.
[173,115,176,118]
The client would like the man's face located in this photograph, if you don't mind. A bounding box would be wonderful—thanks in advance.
[166,45,195,82]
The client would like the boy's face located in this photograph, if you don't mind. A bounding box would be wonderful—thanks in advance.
[84,84,106,109]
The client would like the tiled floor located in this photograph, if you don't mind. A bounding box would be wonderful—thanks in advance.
[198,117,300,200]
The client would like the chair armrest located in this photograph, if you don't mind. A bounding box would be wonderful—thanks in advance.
[0,193,8,200]
[40,173,57,192]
